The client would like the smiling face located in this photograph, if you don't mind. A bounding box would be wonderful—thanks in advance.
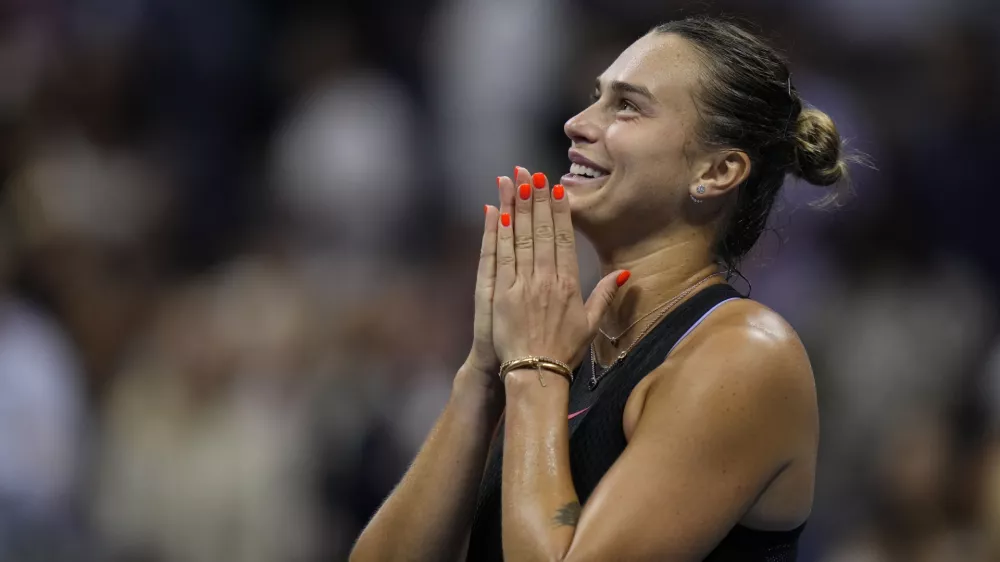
[562,32,713,247]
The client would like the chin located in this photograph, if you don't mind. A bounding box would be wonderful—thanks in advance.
[566,196,604,243]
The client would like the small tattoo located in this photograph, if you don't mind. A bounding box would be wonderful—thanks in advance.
[551,501,582,528]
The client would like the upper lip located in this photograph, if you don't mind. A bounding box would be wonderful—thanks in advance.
[568,150,611,175]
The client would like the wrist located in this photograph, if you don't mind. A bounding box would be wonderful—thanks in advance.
[503,367,571,397]
[500,356,574,385]
[453,362,504,408]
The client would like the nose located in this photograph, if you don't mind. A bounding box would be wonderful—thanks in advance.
[564,105,601,145]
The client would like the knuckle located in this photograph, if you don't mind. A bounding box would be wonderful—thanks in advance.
[534,224,554,240]
[514,234,534,250]
[497,254,516,267]
[555,231,575,247]
[535,276,555,294]
[557,276,577,295]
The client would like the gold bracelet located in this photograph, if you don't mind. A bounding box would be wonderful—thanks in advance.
[499,356,574,384]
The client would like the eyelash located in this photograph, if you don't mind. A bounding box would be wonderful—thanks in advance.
[591,92,639,113]
[617,98,639,112]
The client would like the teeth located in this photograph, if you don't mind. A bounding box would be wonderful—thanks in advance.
[570,163,608,178]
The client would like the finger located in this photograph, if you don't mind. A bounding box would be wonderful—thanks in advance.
[530,172,555,275]
[513,167,534,277]
[476,204,499,300]
[494,176,517,287]
[513,165,525,189]
[471,205,499,370]
[498,173,516,214]
[551,184,579,280]
[496,177,516,289]
[585,270,630,333]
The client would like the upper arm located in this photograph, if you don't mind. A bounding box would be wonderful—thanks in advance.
[563,316,817,562]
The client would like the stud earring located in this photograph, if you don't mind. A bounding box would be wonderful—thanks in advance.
[691,195,704,203]
[691,185,706,203]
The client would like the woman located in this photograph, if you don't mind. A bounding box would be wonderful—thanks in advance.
[351,16,846,561]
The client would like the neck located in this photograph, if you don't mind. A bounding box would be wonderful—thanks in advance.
[592,230,722,359]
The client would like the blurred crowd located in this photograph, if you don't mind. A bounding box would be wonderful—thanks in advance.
[0,0,999,560]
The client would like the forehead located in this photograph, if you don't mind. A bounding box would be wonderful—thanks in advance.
[600,33,704,110]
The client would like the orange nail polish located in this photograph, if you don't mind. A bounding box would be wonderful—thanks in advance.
[484,204,489,215]
[519,183,531,200]
[553,185,565,200]
[616,271,631,287]
[513,166,520,179]
[501,213,511,227]
[532,172,546,188]
[497,176,501,190]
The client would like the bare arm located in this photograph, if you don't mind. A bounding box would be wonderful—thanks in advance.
[501,315,818,561]
[350,366,503,562]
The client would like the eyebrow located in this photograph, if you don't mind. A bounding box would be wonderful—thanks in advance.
[596,79,656,102]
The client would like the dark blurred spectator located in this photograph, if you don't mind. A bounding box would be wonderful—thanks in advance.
[822,411,991,562]
[0,201,88,560]
[93,258,328,562]
[5,136,168,397]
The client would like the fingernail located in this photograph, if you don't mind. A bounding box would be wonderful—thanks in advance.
[484,204,489,215]
[532,172,546,188]
[519,183,531,200]
[497,177,501,190]
[553,185,565,200]
[616,271,631,287]
[501,213,511,227]
[513,166,520,179]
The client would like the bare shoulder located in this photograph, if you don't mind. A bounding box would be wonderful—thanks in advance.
[673,297,812,382]
[643,297,817,441]
[619,297,819,532]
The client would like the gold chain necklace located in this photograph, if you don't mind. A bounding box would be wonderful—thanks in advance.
[588,272,722,391]
[600,285,694,346]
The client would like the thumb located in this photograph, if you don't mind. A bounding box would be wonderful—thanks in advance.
[585,270,630,333]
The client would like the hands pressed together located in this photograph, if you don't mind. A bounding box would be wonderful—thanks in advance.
[465,166,630,388]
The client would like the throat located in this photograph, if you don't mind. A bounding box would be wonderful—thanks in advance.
[597,265,725,361]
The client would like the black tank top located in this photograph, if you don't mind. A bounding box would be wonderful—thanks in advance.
[467,283,805,561]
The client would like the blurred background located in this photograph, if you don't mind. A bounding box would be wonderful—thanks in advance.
[0,0,999,560]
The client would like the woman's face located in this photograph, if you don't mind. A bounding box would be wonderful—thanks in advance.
[562,32,708,246]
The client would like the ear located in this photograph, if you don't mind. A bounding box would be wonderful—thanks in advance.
[691,150,751,200]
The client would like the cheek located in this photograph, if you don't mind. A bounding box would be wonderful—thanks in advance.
[606,123,688,186]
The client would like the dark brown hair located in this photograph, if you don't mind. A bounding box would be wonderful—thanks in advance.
[654,17,851,272]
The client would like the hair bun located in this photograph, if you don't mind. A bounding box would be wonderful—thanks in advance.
[793,107,848,187]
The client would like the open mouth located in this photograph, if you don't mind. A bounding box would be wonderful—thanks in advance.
[567,163,610,180]
[563,151,611,187]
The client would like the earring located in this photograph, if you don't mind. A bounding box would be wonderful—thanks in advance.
[691,185,705,203]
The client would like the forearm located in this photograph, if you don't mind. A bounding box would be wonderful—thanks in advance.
[501,369,579,562]
[350,366,504,562]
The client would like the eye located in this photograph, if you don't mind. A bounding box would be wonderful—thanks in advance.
[617,98,639,112]
[590,90,601,103]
